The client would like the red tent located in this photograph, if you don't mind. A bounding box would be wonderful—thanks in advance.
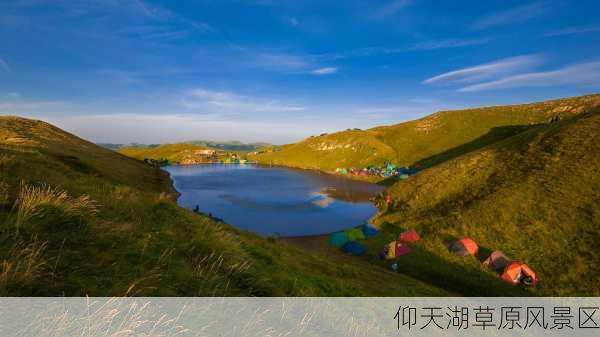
[399,230,421,243]
[501,262,538,286]
[450,238,478,256]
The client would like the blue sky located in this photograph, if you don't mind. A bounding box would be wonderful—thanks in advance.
[1,0,599,144]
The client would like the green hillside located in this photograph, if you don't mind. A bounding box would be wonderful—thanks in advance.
[251,94,600,172]
[0,116,449,296]
[118,143,208,163]
[375,108,600,296]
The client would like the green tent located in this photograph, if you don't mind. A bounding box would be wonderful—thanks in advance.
[329,232,349,247]
[345,228,366,241]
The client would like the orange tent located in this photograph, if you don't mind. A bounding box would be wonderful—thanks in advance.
[399,230,421,243]
[450,238,478,256]
[483,250,510,272]
[501,262,538,286]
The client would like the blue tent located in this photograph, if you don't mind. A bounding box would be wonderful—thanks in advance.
[342,241,367,256]
[362,224,378,237]
[329,231,349,247]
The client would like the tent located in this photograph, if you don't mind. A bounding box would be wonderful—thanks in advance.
[501,262,538,286]
[329,231,348,247]
[335,168,348,175]
[361,224,378,237]
[399,230,421,243]
[450,238,479,256]
[483,251,510,272]
[381,241,412,260]
[345,228,366,241]
[342,241,366,256]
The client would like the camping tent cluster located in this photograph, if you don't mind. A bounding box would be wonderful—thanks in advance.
[329,224,378,256]
[335,163,421,179]
[380,230,421,260]
[449,238,538,287]
[331,225,538,288]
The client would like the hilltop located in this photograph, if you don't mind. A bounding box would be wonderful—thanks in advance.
[373,107,600,295]
[251,95,600,172]
[0,115,449,296]
[118,142,258,165]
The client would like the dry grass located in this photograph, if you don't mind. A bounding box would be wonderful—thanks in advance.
[0,237,47,288]
[12,182,98,232]
[192,251,252,295]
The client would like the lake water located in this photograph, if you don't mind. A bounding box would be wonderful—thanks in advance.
[165,164,384,237]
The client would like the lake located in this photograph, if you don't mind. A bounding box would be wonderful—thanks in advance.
[165,164,384,237]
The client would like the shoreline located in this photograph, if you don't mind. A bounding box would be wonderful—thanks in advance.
[161,163,385,244]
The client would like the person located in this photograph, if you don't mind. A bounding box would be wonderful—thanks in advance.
[193,205,200,213]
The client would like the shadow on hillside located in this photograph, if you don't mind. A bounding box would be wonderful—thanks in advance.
[393,245,531,296]
[372,225,530,296]
[413,124,538,170]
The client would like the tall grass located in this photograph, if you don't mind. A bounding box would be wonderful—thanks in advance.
[11,182,98,233]
[0,237,47,289]
[193,251,252,296]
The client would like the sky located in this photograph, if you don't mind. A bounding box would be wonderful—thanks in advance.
[1,0,599,144]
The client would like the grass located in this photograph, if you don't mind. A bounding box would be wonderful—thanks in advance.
[375,108,600,295]
[251,94,600,172]
[2,93,598,296]
[118,143,209,163]
[0,115,448,296]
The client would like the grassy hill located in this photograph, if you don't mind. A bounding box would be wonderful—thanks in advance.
[119,143,210,163]
[0,116,451,296]
[251,94,600,172]
[374,108,600,296]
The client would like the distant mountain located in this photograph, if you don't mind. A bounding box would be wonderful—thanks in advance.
[100,140,270,152]
[98,143,160,150]
[187,140,271,152]
[97,143,124,150]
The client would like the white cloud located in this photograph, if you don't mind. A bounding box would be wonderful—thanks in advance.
[0,99,69,113]
[310,67,338,75]
[284,16,299,27]
[544,25,600,37]
[372,0,412,19]
[409,38,491,51]
[471,1,549,30]
[250,52,313,73]
[423,55,542,85]
[39,113,329,144]
[317,38,491,61]
[459,61,600,92]
[0,57,10,72]
[181,88,305,113]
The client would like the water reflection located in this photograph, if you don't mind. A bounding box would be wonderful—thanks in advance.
[165,164,383,237]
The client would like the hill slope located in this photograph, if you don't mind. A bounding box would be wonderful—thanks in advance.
[0,116,449,296]
[375,108,600,295]
[119,143,210,163]
[251,95,600,171]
